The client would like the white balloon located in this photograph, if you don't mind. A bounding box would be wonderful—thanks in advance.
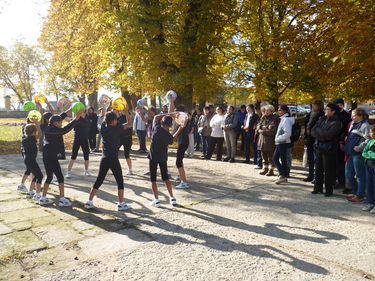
[176,111,188,126]
[166,90,177,101]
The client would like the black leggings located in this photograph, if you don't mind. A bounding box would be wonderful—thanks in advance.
[149,160,169,182]
[176,143,188,168]
[43,158,64,184]
[121,136,132,159]
[88,132,97,150]
[24,158,43,184]
[71,139,90,160]
[93,157,124,190]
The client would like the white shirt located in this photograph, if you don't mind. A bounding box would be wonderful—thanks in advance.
[275,113,295,144]
[210,114,225,138]
[133,113,148,131]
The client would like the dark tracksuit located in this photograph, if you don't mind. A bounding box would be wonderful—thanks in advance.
[118,114,133,159]
[43,113,77,184]
[88,112,99,150]
[93,122,126,190]
[71,116,90,160]
[22,136,43,184]
[176,122,190,168]
[148,120,174,182]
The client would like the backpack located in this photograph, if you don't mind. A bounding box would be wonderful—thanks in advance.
[291,121,301,143]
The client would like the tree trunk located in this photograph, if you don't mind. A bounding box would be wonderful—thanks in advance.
[151,95,157,107]
[176,84,193,111]
[87,90,98,109]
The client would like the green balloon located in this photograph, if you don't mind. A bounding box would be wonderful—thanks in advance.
[72,102,86,114]
[23,101,36,111]
[28,110,42,121]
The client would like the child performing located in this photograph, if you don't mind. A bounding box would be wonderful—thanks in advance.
[39,111,83,206]
[148,113,178,207]
[84,106,132,211]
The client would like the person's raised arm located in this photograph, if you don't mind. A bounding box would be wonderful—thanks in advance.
[45,98,55,114]
[122,105,132,130]
[169,99,175,113]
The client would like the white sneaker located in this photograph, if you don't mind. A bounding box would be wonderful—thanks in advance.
[175,176,181,181]
[39,197,53,206]
[65,171,72,179]
[32,193,41,201]
[58,197,72,207]
[84,200,95,209]
[85,170,91,176]
[151,199,161,208]
[25,191,35,198]
[170,197,177,206]
[362,204,374,212]
[17,184,28,193]
[176,182,189,189]
[126,170,133,175]
[118,202,131,211]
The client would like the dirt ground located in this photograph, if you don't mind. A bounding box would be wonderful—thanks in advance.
[0,146,374,281]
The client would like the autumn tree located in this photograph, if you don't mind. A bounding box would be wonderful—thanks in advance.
[0,43,42,103]
[39,0,105,108]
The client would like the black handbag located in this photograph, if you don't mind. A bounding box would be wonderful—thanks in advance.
[314,140,334,154]
[365,159,375,169]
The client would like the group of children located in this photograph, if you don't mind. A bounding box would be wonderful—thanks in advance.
[18,98,191,210]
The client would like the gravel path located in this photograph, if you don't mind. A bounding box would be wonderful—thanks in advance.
[0,149,374,281]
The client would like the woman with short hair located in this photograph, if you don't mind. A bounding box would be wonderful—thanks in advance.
[256,105,279,176]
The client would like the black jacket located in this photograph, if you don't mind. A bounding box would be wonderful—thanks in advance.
[304,110,324,145]
[43,113,77,160]
[311,115,341,142]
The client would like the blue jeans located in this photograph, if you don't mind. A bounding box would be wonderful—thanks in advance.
[273,143,290,177]
[136,130,147,150]
[365,166,375,205]
[345,154,366,197]
[256,149,263,167]
[200,135,210,155]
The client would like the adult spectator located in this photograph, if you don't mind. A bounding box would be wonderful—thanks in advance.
[243,104,259,164]
[256,105,279,176]
[205,107,225,161]
[198,106,212,158]
[133,107,148,152]
[345,108,371,201]
[311,103,341,197]
[223,105,238,163]
[273,105,295,184]
[334,98,351,190]
[303,101,324,182]
[236,105,247,151]
[193,107,202,152]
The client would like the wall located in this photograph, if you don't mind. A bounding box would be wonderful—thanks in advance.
[0,111,28,118]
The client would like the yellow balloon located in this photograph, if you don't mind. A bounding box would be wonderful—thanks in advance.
[34,94,46,104]
[112,99,125,111]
